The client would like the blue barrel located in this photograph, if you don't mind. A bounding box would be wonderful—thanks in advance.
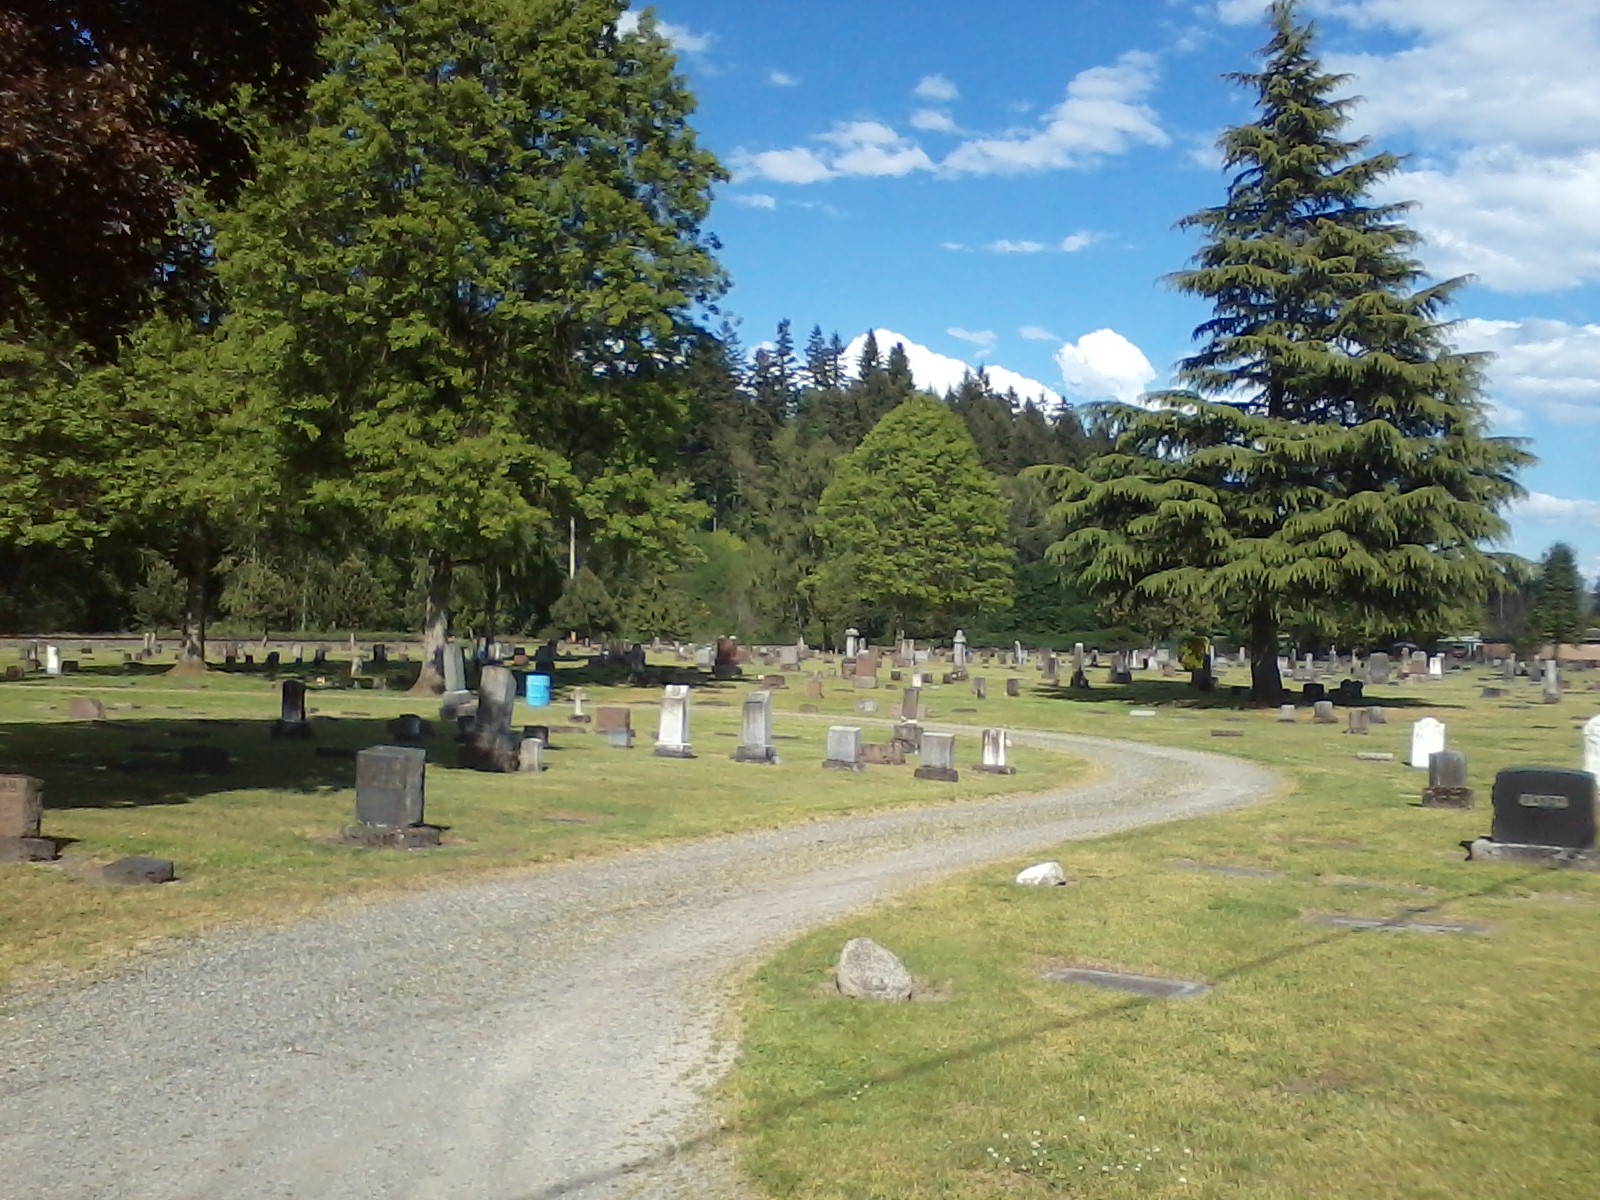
[525,673,552,708]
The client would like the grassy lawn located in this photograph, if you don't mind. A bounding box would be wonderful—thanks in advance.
[726,660,1600,1199]
[0,653,1073,993]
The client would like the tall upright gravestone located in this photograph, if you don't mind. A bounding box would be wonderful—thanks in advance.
[733,690,777,764]
[344,746,438,848]
[654,685,695,758]
[272,679,313,739]
[461,665,519,771]
[0,774,57,862]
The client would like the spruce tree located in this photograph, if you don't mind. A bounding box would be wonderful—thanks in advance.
[1036,0,1530,698]
[1530,542,1583,659]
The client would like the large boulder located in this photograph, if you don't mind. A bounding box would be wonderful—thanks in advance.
[835,937,913,1002]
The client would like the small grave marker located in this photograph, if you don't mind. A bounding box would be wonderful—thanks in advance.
[914,732,959,782]
[823,726,865,772]
[733,691,778,764]
[1422,750,1472,808]
[1042,967,1210,1000]
[978,728,1014,774]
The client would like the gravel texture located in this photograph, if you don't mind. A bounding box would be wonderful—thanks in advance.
[0,729,1277,1200]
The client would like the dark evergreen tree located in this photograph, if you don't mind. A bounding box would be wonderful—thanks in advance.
[1036,0,1530,700]
[1530,542,1583,659]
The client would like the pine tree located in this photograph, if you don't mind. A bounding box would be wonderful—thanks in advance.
[1035,0,1530,699]
[548,566,620,641]
[1530,542,1583,659]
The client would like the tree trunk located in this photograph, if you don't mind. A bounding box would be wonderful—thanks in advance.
[409,550,452,696]
[483,567,500,653]
[1248,611,1283,701]
[169,538,210,675]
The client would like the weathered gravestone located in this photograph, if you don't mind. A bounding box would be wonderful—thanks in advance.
[900,686,922,722]
[1313,700,1337,724]
[518,737,546,773]
[43,645,61,676]
[972,677,987,700]
[0,775,56,862]
[1005,678,1021,698]
[1585,715,1600,781]
[653,685,695,758]
[1347,708,1370,736]
[1467,767,1597,866]
[272,679,313,739]
[891,720,922,754]
[345,745,438,847]
[915,732,959,782]
[1367,706,1388,725]
[979,728,1014,775]
[386,713,433,745]
[713,638,742,680]
[823,726,865,772]
[733,691,778,764]
[1422,750,1472,808]
[461,665,519,772]
[1409,717,1446,769]
[804,678,825,700]
[1278,705,1296,723]
[1542,660,1562,704]
[596,706,633,749]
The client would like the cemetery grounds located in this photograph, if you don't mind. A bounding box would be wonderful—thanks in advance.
[725,661,1600,1199]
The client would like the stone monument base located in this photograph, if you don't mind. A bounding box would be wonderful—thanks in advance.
[913,766,960,782]
[823,758,866,772]
[653,743,696,759]
[732,745,778,764]
[977,764,1016,775]
[340,823,441,849]
[270,720,314,740]
[1422,786,1473,809]
[1464,839,1599,869]
[0,836,60,863]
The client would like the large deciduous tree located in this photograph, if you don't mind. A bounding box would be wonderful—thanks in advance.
[216,0,726,693]
[813,395,1012,637]
[1035,0,1529,699]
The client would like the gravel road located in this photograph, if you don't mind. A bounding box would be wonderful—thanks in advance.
[0,729,1277,1200]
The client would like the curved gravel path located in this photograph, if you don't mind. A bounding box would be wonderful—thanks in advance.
[0,730,1277,1200]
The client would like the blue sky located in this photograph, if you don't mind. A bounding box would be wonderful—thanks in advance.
[632,0,1600,585]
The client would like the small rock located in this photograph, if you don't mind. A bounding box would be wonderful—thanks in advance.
[1016,861,1068,886]
[100,856,176,885]
[836,937,913,1001]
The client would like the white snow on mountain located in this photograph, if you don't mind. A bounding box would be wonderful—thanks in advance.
[841,328,1065,410]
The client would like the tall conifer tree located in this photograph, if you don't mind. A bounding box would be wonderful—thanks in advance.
[1037,0,1529,698]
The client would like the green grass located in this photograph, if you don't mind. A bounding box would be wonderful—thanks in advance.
[725,661,1600,1199]
[0,655,1075,992]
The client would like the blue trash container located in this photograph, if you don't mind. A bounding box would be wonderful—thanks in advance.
[525,673,552,708]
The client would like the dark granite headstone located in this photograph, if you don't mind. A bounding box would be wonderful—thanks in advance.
[387,713,434,743]
[355,745,427,827]
[272,679,313,739]
[1488,768,1596,848]
[264,651,281,668]
[462,665,518,771]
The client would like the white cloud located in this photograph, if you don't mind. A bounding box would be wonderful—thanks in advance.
[1452,317,1600,427]
[943,51,1168,175]
[728,193,778,210]
[940,241,969,251]
[989,239,1050,254]
[1020,325,1059,342]
[1054,328,1159,405]
[947,327,998,356]
[842,328,1063,408]
[1511,492,1600,530]
[617,10,712,54]
[732,121,932,184]
[910,108,960,133]
[914,74,960,102]
[767,70,798,87]
[1058,231,1101,252]
[981,232,1101,254]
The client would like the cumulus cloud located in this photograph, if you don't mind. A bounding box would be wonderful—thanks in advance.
[732,121,932,183]
[910,108,960,133]
[1054,329,1159,405]
[914,74,960,102]
[947,327,998,355]
[617,10,712,53]
[942,52,1168,175]
[731,146,834,185]
[982,233,1101,254]
[1511,492,1600,530]
[1452,317,1600,427]
[766,70,798,87]
[728,193,778,210]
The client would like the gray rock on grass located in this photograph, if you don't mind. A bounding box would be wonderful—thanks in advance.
[836,937,913,1001]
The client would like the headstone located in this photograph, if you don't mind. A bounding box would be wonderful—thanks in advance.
[914,732,959,782]
[1488,767,1596,848]
[1409,650,1428,676]
[43,645,60,677]
[1428,654,1444,679]
[835,937,912,1001]
[1347,708,1370,736]
[0,774,44,839]
[972,677,987,700]
[1501,656,1515,682]
[900,686,922,721]
[855,700,878,714]
[263,650,281,669]
[1409,717,1446,769]
[275,681,311,735]
[518,737,546,773]
[952,629,967,670]
[1005,678,1020,698]
[653,684,695,758]
[1542,659,1562,704]
[66,696,105,721]
[732,691,778,764]
[462,665,519,771]
[1422,750,1472,808]
[713,637,741,680]
[979,728,1014,774]
[862,741,906,765]
[1367,706,1387,725]
[442,643,466,693]
[804,678,825,700]
[1013,640,1025,668]
[354,745,427,828]
[1302,681,1326,704]
[844,628,861,659]
[386,713,433,744]
[823,726,865,772]
[1585,715,1600,782]
[313,646,328,667]
[891,720,922,754]
[1313,700,1336,724]
[1278,705,1296,723]
[1016,861,1067,886]
[570,688,590,723]
[596,706,633,749]
[371,644,387,666]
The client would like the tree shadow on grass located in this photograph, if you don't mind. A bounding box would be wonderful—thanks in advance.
[1029,678,1466,711]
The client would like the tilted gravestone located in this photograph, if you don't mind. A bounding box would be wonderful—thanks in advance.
[653,684,695,758]
[891,720,922,754]
[461,665,519,771]
[978,728,1014,775]
[1423,750,1472,808]
[823,726,865,772]
[344,745,438,848]
[272,679,313,739]
[914,732,959,782]
[1474,768,1596,856]
[733,690,778,764]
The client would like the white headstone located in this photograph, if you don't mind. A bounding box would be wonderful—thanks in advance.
[952,629,967,669]
[1584,715,1600,781]
[1410,717,1446,769]
[653,684,694,757]
[43,644,61,676]
[979,728,1013,774]
[845,628,861,659]
[1427,654,1444,678]
[824,725,864,771]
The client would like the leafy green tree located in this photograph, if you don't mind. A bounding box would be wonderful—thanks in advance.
[1530,542,1583,659]
[1035,1,1530,699]
[218,553,295,639]
[813,395,1012,636]
[215,0,726,693]
[548,566,620,640]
